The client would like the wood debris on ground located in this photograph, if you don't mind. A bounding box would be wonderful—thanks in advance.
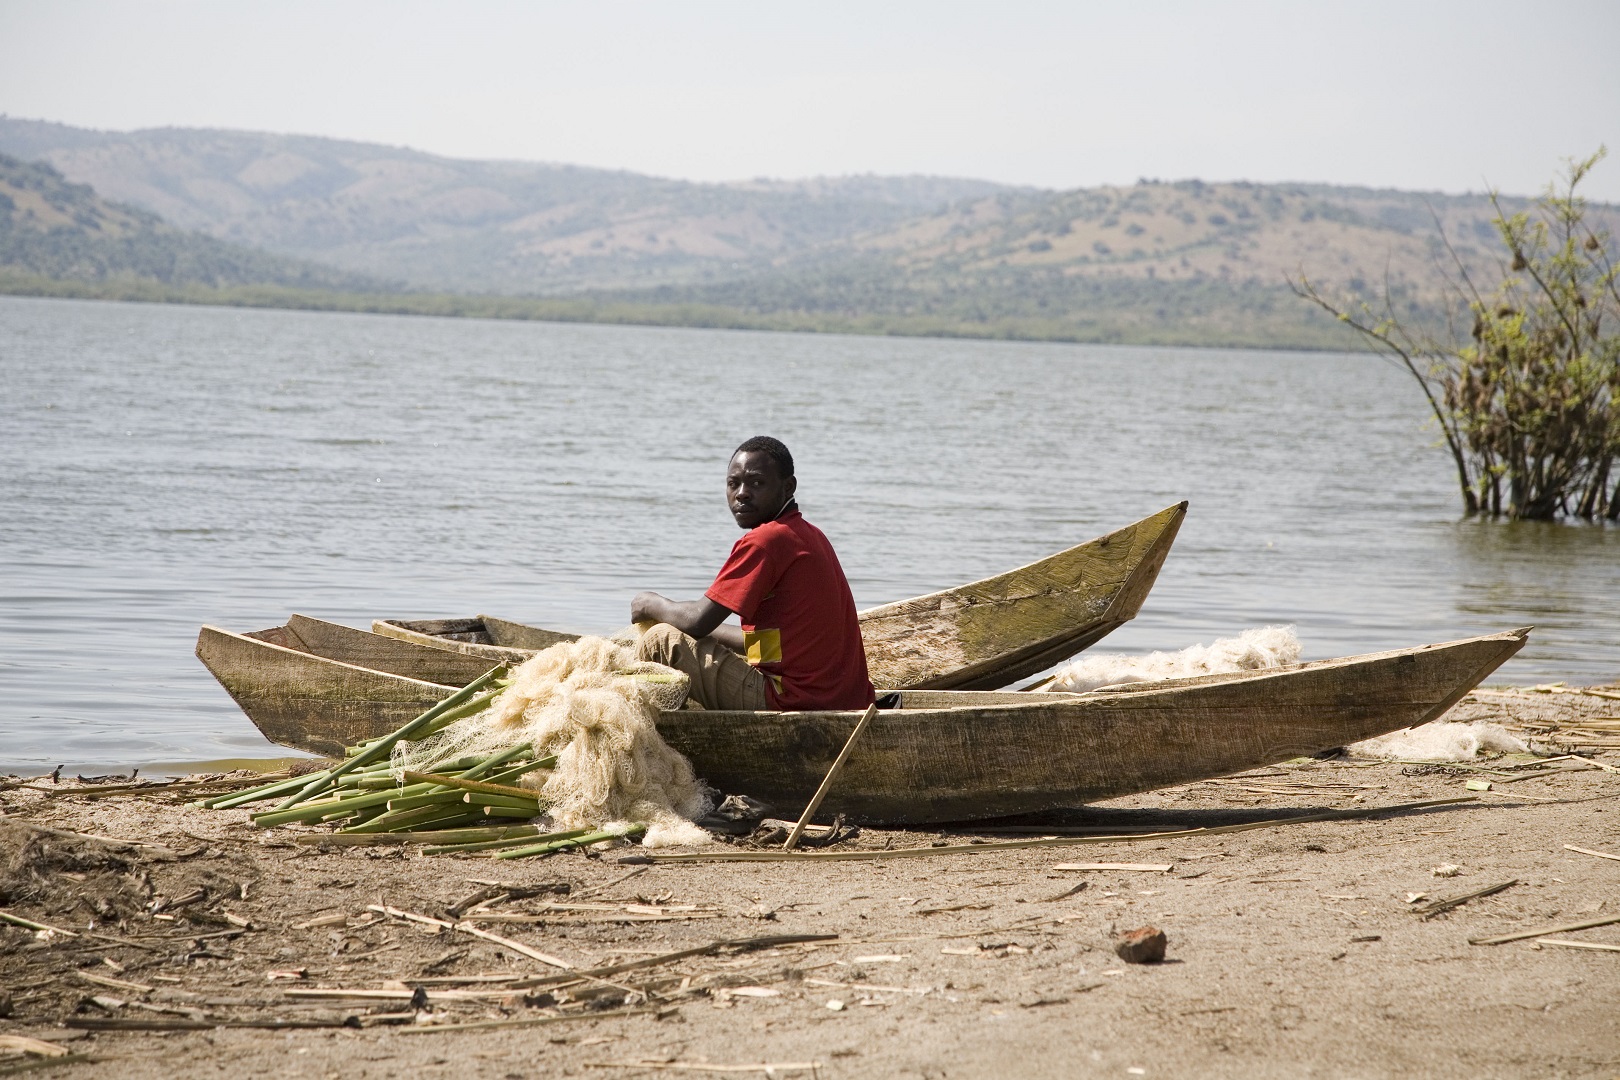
[1,680,1617,1075]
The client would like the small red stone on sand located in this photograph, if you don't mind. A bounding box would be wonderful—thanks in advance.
[1114,925,1167,964]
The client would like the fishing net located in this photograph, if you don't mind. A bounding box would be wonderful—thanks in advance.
[392,632,713,848]
[1039,626,1524,761]
[1348,721,1526,762]
[1040,626,1302,692]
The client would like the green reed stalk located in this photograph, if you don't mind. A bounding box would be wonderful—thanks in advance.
[400,771,538,801]
[400,812,487,833]
[271,665,506,811]
[456,742,534,781]
[407,688,504,741]
[479,805,541,819]
[342,803,465,834]
[201,770,326,809]
[423,826,591,856]
[384,790,466,813]
[483,757,554,785]
[464,793,541,811]
[409,824,541,846]
[494,824,646,859]
[251,750,541,829]
[252,780,442,827]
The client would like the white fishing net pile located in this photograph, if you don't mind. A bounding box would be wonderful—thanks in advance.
[392,633,713,848]
[1348,721,1526,762]
[1040,626,1303,693]
[1038,625,1523,762]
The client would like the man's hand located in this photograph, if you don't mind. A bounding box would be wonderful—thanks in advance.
[630,593,739,649]
[630,591,669,625]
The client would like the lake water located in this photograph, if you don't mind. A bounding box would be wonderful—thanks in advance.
[2,295,1616,773]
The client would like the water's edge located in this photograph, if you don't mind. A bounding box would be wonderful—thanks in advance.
[3,296,1614,771]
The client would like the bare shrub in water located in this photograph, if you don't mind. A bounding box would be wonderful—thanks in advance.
[1293,150,1619,520]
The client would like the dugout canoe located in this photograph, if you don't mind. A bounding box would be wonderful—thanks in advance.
[204,621,1529,824]
[196,614,508,756]
[372,501,1190,691]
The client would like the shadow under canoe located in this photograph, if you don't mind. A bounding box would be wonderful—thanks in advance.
[371,501,1189,692]
[197,618,1528,825]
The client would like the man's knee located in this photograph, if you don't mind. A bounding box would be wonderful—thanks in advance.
[635,623,690,665]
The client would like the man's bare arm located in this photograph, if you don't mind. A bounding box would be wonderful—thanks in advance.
[630,593,745,653]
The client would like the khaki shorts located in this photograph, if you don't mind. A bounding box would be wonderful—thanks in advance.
[636,623,771,712]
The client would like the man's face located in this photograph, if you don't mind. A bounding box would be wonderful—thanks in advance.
[726,450,796,529]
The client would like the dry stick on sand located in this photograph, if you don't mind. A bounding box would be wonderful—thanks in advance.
[1412,880,1519,920]
[803,976,929,995]
[574,865,650,899]
[1565,844,1620,862]
[958,824,1195,836]
[70,970,155,994]
[0,1052,100,1074]
[0,911,78,937]
[394,1005,661,1036]
[584,1061,825,1075]
[0,1036,73,1058]
[66,1017,352,1032]
[1470,914,1620,946]
[646,796,1478,863]
[507,933,839,992]
[0,816,180,852]
[1535,938,1620,953]
[1038,882,1090,903]
[34,774,294,799]
[785,701,878,851]
[367,904,573,970]
[0,912,155,950]
[369,905,653,997]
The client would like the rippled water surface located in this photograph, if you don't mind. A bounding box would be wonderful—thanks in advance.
[2,296,1616,771]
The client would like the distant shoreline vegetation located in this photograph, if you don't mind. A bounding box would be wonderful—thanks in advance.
[0,270,1362,351]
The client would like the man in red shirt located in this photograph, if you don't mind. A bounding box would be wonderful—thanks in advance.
[631,436,874,713]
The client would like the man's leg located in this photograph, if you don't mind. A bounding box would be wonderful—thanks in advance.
[636,624,771,711]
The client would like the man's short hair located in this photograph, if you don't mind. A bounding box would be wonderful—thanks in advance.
[734,436,794,479]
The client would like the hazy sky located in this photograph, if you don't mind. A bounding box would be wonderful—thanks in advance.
[3,0,1618,199]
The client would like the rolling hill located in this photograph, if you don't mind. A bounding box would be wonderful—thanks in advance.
[0,152,383,291]
[3,116,1613,348]
[0,117,1011,294]
[630,178,1574,345]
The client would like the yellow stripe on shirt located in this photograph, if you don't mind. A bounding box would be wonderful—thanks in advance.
[743,628,782,666]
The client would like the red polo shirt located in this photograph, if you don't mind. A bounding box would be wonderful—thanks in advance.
[704,508,874,711]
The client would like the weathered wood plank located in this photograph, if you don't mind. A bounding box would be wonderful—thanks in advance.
[371,618,554,664]
[480,615,579,651]
[647,629,1529,823]
[195,626,453,758]
[857,501,1187,690]
[286,615,500,686]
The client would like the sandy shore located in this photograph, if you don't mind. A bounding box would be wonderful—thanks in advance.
[3,684,1618,1079]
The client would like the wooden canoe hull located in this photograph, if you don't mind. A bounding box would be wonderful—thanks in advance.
[194,615,501,758]
[858,501,1186,689]
[210,620,1528,824]
[369,616,570,665]
[372,501,1189,690]
[652,628,1528,823]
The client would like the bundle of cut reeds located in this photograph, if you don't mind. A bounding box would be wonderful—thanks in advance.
[198,665,647,858]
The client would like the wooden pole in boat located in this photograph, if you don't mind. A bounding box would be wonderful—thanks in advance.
[784,701,879,851]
